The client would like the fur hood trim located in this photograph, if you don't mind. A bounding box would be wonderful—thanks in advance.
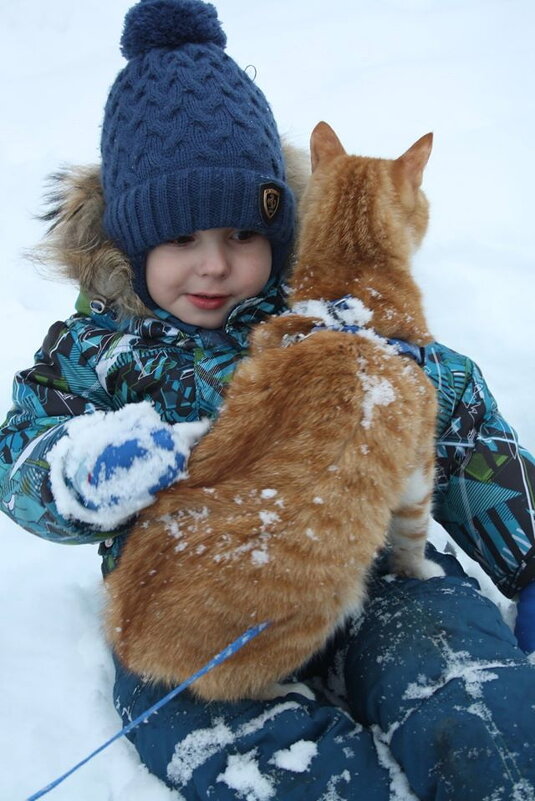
[34,140,310,320]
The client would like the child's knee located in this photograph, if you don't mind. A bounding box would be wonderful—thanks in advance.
[344,573,521,726]
[113,658,394,798]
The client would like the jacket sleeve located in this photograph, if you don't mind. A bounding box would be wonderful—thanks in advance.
[0,319,129,544]
[424,342,535,597]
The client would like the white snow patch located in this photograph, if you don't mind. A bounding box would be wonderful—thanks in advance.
[237,701,301,738]
[357,373,396,429]
[170,701,302,787]
[291,297,373,329]
[404,650,504,702]
[355,326,399,356]
[334,296,373,327]
[511,779,535,801]
[318,770,352,801]
[167,718,235,786]
[217,751,275,801]
[270,740,318,773]
[259,510,280,527]
[260,489,278,499]
[251,548,270,566]
[371,726,420,801]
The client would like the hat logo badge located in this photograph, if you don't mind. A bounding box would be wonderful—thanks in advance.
[260,184,282,224]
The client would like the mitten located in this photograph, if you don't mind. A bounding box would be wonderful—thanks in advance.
[515,581,535,654]
[48,402,208,529]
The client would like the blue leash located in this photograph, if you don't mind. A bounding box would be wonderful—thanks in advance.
[26,622,270,801]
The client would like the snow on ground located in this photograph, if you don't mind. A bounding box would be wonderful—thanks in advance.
[0,1,534,799]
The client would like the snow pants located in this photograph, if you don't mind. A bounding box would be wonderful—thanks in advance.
[113,548,535,800]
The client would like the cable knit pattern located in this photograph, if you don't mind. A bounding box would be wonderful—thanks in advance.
[100,0,295,307]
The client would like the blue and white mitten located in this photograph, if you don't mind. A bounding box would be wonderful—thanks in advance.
[49,402,208,529]
[515,581,535,654]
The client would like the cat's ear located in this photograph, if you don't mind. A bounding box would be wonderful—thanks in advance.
[398,133,433,189]
[310,122,346,172]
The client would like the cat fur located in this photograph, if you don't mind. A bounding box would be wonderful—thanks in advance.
[105,122,444,701]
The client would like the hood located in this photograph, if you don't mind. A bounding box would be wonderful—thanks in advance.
[34,139,310,321]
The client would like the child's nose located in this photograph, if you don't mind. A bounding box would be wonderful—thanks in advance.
[198,244,231,278]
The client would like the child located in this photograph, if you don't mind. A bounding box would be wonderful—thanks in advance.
[1,1,535,798]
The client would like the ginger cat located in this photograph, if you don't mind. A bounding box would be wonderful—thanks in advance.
[105,122,444,701]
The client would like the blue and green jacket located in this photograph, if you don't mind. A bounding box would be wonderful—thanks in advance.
[0,286,534,597]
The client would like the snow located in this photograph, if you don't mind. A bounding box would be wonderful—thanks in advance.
[217,751,276,801]
[291,297,373,328]
[48,402,203,529]
[358,372,396,429]
[403,653,503,702]
[168,703,305,795]
[1,1,534,799]
[167,719,235,787]
[371,727,420,801]
[258,510,280,527]
[271,740,318,773]
[251,547,270,566]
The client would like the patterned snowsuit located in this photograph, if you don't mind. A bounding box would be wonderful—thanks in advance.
[1,289,533,596]
[1,285,535,799]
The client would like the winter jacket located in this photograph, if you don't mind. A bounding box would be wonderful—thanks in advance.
[0,288,534,597]
[0,163,534,600]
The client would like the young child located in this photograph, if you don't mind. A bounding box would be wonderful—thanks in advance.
[1,1,535,798]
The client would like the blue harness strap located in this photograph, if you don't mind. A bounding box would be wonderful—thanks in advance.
[307,296,425,365]
[385,337,425,365]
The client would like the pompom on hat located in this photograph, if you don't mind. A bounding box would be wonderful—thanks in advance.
[100,0,295,308]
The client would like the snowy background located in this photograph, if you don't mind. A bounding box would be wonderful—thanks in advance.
[1,0,534,799]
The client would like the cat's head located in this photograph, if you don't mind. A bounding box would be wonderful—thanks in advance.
[299,122,433,264]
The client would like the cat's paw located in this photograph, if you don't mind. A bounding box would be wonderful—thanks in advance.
[410,557,446,581]
[391,556,445,581]
[419,558,446,580]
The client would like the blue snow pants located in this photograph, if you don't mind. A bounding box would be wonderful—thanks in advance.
[113,548,535,800]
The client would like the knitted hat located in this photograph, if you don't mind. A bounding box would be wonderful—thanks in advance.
[100,0,295,308]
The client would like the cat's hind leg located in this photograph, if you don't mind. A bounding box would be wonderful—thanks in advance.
[388,466,445,580]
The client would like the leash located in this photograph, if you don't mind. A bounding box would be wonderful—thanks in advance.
[26,622,270,801]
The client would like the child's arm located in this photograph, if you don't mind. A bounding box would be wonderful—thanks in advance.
[424,342,535,648]
[0,319,200,543]
[0,320,115,543]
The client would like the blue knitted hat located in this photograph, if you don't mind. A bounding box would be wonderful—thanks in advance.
[100,0,295,308]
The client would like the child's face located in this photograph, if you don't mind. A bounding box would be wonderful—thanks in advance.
[146,228,272,328]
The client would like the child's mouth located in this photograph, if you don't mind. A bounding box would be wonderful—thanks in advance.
[186,294,231,311]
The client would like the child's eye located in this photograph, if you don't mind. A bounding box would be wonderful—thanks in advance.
[169,235,195,246]
[231,230,258,242]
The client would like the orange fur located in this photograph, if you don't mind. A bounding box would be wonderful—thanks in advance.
[105,123,443,701]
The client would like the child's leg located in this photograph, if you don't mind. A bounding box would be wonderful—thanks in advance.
[344,549,535,801]
[113,657,394,800]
